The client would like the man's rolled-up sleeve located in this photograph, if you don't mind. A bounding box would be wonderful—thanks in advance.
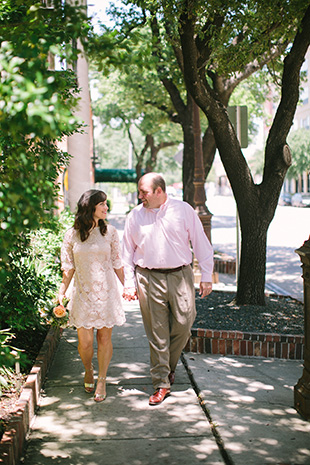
[188,208,214,282]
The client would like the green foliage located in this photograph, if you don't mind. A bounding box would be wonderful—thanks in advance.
[88,0,307,192]
[287,128,310,179]
[0,239,54,332]
[0,0,90,281]
[248,148,265,177]
[0,329,23,372]
[0,210,74,334]
[90,67,182,174]
[153,0,308,76]
[230,72,280,136]
[30,210,74,287]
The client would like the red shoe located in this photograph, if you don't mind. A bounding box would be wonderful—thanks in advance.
[149,388,170,406]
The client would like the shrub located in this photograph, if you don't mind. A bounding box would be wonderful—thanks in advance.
[0,210,74,334]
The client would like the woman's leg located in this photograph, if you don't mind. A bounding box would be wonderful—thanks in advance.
[95,327,113,398]
[77,327,94,386]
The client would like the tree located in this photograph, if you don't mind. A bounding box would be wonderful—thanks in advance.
[0,0,90,280]
[90,67,182,179]
[88,12,202,203]
[89,2,294,208]
[172,0,310,304]
[88,1,310,304]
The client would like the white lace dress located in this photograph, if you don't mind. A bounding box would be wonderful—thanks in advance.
[61,225,126,329]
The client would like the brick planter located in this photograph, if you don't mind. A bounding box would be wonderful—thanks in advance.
[0,326,62,465]
[185,328,304,360]
[213,254,236,275]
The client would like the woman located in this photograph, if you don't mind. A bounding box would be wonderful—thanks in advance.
[58,189,125,402]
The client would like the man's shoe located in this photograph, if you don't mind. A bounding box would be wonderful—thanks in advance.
[149,388,170,406]
[168,371,175,385]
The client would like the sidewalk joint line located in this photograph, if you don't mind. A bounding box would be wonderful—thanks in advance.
[181,352,235,465]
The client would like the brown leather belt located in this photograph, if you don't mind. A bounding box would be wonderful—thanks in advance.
[136,265,186,274]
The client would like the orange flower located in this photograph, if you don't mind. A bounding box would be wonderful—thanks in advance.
[53,304,67,319]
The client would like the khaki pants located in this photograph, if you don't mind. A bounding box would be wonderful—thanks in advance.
[135,265,196,389]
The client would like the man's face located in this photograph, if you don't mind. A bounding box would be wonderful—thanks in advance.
[138,178,160,209]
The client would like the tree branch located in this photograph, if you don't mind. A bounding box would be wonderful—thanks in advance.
[150,12,187,118]
[266,6,310,161]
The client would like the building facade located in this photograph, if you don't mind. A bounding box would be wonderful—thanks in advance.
[283,46,310,196]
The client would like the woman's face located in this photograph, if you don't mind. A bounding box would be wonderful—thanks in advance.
[93,200,108,224]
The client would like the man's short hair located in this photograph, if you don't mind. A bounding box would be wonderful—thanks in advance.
[152,174,166,193]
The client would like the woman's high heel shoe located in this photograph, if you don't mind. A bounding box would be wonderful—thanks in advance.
[84,365,95,394]
[94,376,106,402]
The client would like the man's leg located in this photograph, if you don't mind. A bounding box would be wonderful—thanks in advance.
[135,268,171,389]
[168,265,196,373]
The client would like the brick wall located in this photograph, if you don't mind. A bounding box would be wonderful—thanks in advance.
[185,328,304,360]
[0,327,62,465]
[213,256,236,275]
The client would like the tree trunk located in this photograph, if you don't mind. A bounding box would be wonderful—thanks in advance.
[182,125,195,206]
[182,97,195,206]
[202,126,216,180]
[236,215,268,305]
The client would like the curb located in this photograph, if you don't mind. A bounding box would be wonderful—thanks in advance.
[0,326,62,465]
[186,328,304,360]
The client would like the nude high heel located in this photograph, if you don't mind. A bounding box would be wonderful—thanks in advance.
[94,376,106,402]
[84,365,95,393]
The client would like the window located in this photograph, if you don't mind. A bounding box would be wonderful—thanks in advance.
[301,116,310,129]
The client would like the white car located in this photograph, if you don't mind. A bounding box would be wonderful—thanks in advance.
[291,192,310,207]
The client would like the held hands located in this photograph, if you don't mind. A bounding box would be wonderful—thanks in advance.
[122,287,138,301]
[199,282,212,299]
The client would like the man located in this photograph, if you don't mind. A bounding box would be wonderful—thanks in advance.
[122,173,213,406]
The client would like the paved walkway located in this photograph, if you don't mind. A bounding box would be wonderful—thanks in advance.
[22,299,310,464]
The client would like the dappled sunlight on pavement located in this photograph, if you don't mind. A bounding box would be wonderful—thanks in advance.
[184,353,310,464]
[23,306,224,465]
[21,270,310,464]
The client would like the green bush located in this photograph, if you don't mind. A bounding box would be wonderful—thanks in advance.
[0,210,74,336]
[30,209,74,288]
[0,238,51,332]
[0,210,74,377]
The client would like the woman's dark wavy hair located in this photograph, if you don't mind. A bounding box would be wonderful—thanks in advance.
[74,190,107,242]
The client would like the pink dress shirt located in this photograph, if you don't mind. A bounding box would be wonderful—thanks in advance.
[122,197,214,288]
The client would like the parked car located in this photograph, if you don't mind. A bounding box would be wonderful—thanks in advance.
[278,192,292,206]
[291,192,310,207]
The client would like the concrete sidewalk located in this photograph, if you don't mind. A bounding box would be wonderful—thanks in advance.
[22,302,223,465]
[22,299,310,465]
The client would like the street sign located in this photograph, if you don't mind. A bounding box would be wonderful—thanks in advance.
[227,106,248,148]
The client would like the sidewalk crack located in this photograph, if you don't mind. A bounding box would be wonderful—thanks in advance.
[181,352,235,465]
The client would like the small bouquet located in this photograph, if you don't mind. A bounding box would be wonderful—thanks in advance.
[41,300,69,329]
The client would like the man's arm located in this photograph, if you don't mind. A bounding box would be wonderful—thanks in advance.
[122,214,139,300]
[187,206,214,283]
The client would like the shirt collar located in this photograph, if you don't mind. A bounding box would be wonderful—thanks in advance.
[153,195,169,212]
